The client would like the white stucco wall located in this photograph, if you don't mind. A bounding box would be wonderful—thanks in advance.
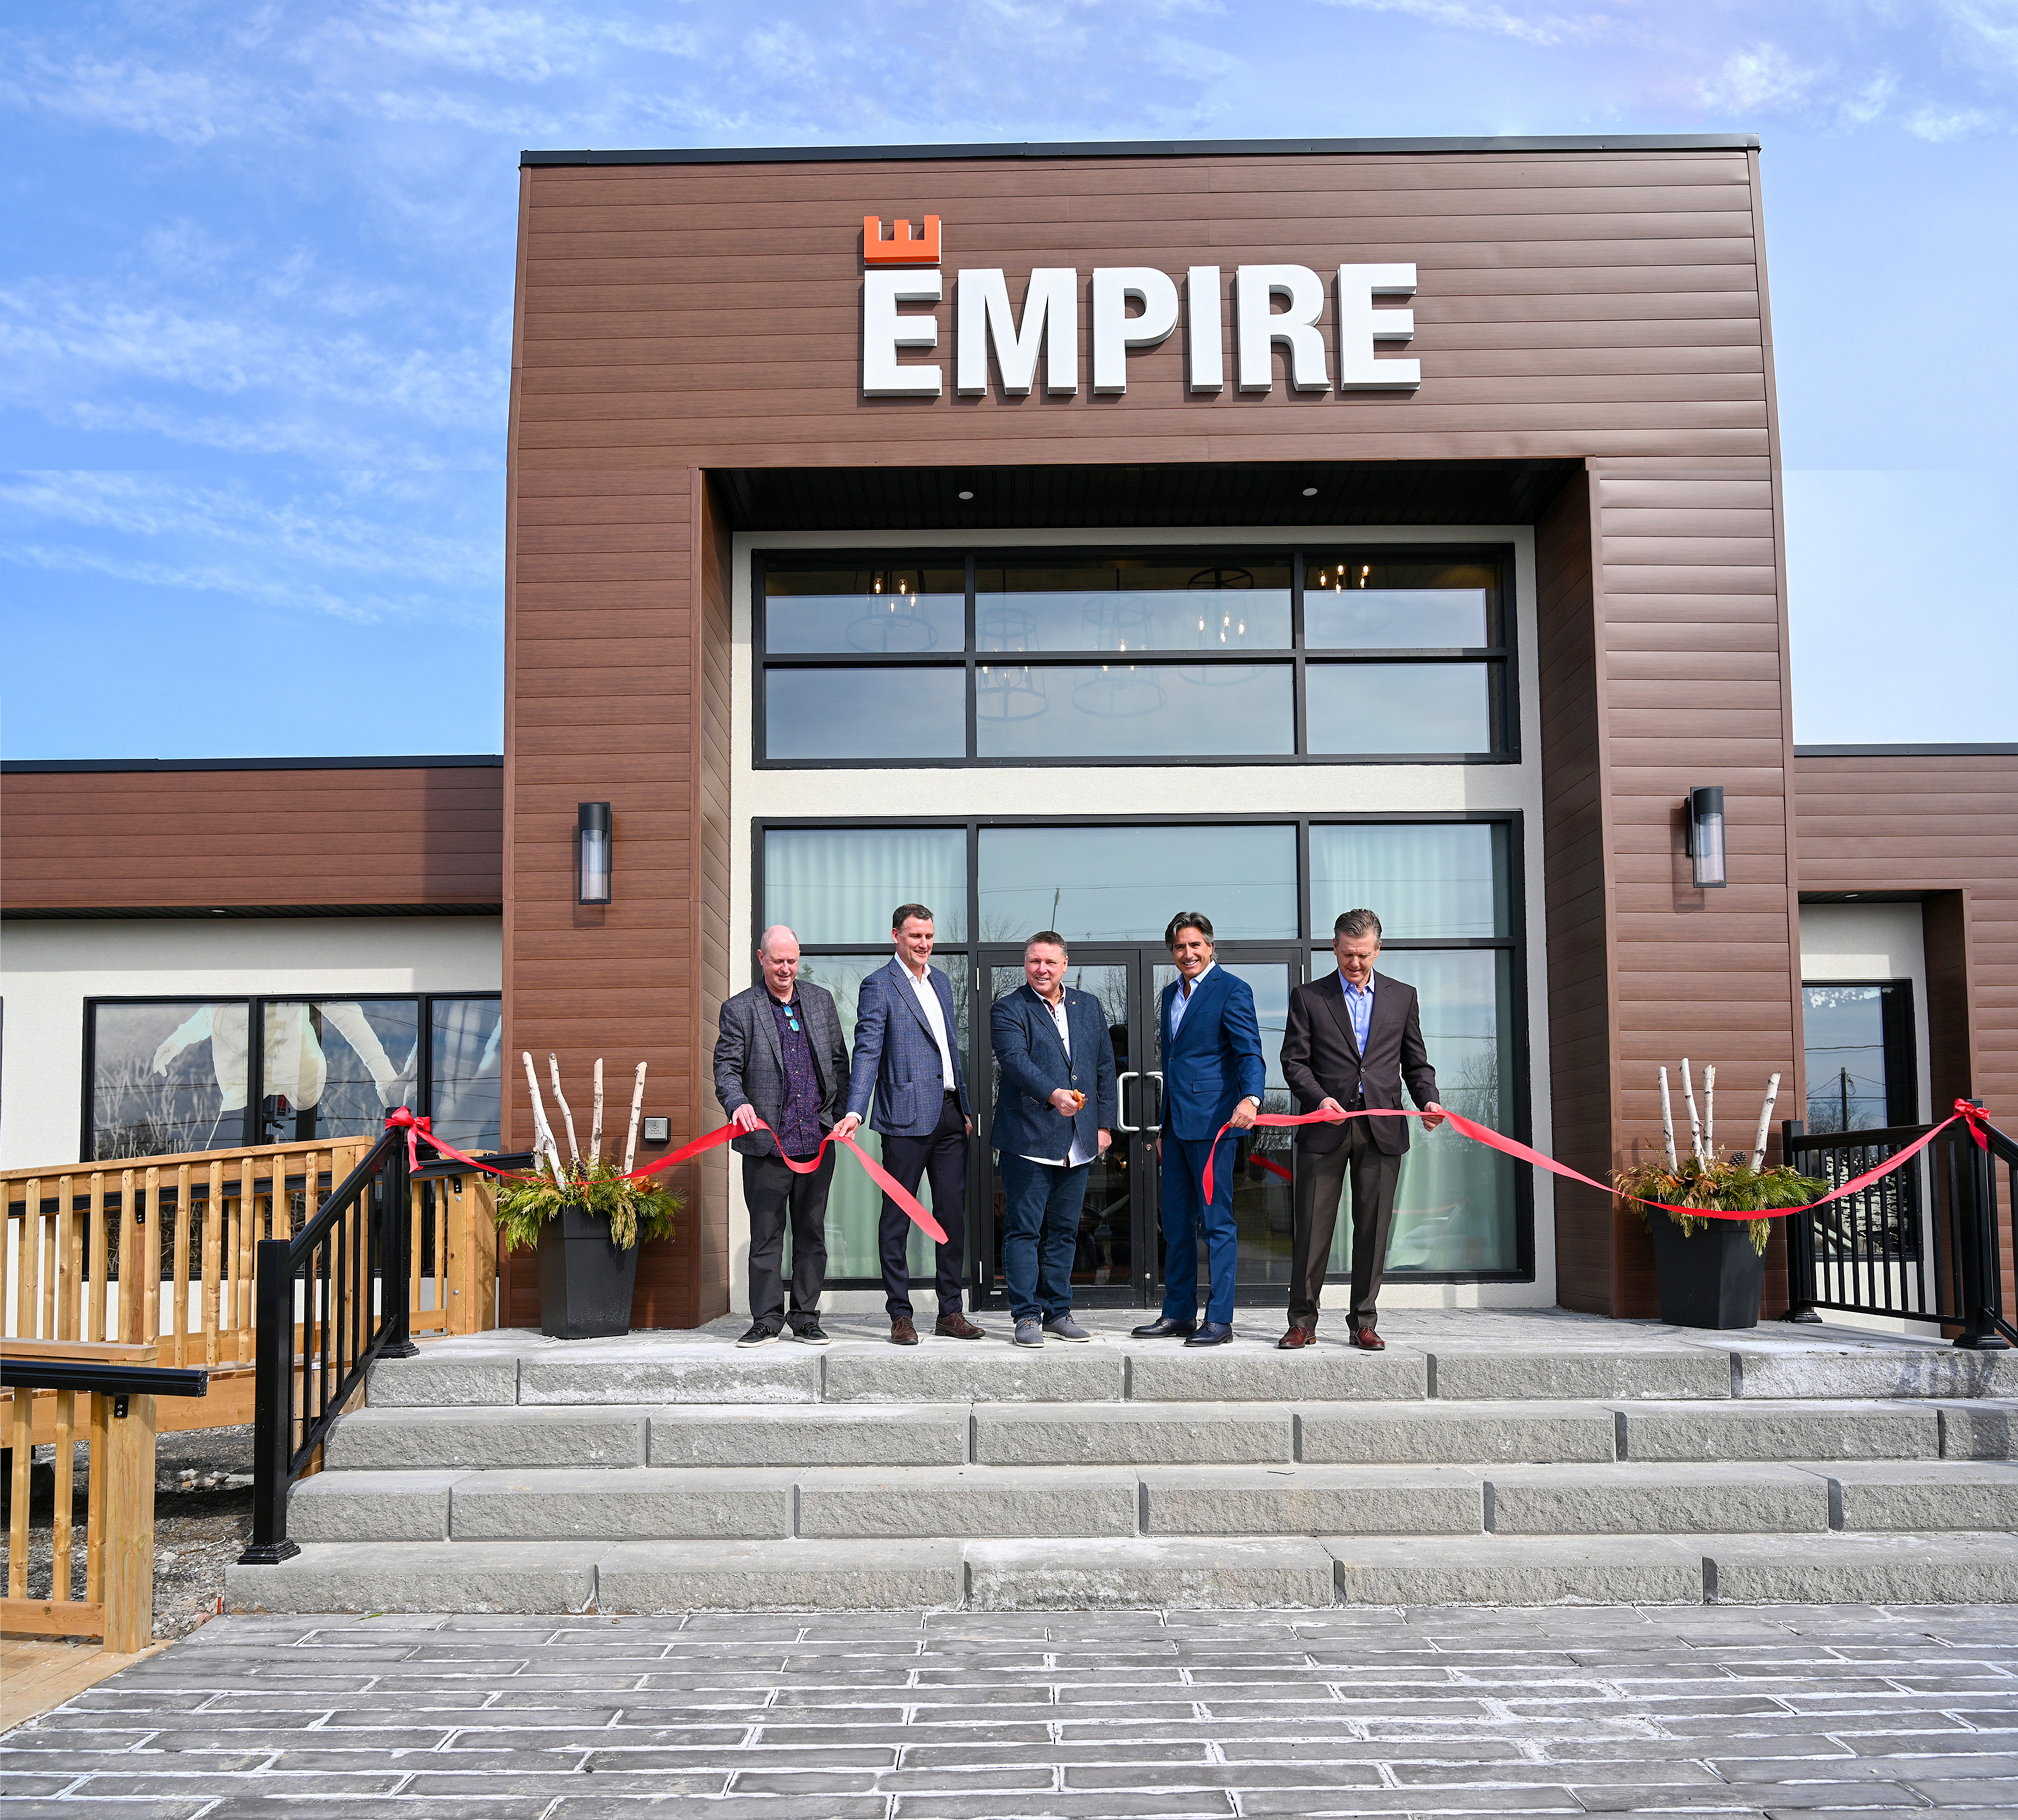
[0,917,503,1168]
[725,523,1555,1313]
[1798,901,1933,1123]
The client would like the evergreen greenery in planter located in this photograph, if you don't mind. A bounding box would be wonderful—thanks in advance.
[1613,1059,1825,1329]
[494,1052,682,1339]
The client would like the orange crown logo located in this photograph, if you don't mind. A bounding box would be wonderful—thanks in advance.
[863,215,941,266]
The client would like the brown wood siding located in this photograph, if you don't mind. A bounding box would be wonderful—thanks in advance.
[0,766,502,911]
[1796,751,2018,1317]
[509,143,1801,1322]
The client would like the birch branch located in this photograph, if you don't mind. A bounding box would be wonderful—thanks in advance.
[1658,1066,1678,1173]
[1703,1064,1717,1157]
[623,1062,648,1175]
[1751,1072,1782,1171]
[549,1054,581,1166]
[521,1052,563,1182]
[1680,1058,1705,1165]
[590,1058,605,1164]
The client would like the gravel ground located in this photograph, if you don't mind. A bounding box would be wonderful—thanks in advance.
[2,1424,252,1640]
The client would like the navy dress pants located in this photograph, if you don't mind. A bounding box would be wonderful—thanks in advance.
[1159,1131,1239,1326]
[997,1152,1089,1324]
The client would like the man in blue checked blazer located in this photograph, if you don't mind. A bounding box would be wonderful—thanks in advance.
[1133,911,1266,1347]
[988,932,1119,1349]
[836,902,985,1345]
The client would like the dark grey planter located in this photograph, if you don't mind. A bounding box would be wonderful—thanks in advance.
[535,1204,640,1339]
[1646,1211,1766,1330]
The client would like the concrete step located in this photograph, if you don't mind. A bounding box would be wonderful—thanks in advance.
[1614,1399,1950,1461]
[1295,1401,1618,1464]
[1483,1463,1832,1535]
[324,1390,2009,1476]
[364,1331,2018,1411]
[294,1458,2012,1546]
[227,1530,2018,1615]
[1811,1460,2018,1532]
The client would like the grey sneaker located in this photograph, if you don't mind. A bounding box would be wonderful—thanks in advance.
[1042,1315,1091,1343]
[1013,1317,1044,1348]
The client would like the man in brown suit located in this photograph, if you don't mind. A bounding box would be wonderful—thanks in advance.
[1278,908,1445,1352]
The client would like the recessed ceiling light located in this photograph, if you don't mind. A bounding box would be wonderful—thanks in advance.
[958,489,974,501]
[1301,487,1318,497]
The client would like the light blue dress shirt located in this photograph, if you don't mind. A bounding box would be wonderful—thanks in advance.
[1167,961,1215,1040]
[1341,972,1374,1050]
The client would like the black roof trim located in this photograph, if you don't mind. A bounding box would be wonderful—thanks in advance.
[1795,744,2018,758]
[2,755,504,774]
[523,133,1759,169]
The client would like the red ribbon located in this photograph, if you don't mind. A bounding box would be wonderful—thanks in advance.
[384,1107,949,1246]
[1200,1101,1993,1221]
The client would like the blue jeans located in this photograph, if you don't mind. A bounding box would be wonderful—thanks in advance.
[1160,1132,1239,1326]
[997,1152,1089,1323]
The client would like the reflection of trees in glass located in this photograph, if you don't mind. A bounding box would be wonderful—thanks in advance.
[93,1002,246,1159]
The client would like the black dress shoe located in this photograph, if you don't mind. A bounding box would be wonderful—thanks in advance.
[1184,1321,1235,1347]
[1130,1316,1198,1339]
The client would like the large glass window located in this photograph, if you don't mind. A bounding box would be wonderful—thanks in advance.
[758,815,1529,1288]
[1803,982,1917,1131]
[756,546,1512,765]
[86,993,500,1161]
[978,825,1298,944]
[1310,823,1510,940]
[764,828,968,945]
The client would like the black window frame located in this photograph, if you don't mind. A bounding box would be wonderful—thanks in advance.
[752,544,1519,768]
[79,991,503,1163]
[750,810,1533,1287]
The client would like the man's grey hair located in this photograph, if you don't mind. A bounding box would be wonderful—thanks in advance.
[1025,931,1068,956]
[758,924,799,956]
[1333,909,1383,941]
[1165,911,1214,949]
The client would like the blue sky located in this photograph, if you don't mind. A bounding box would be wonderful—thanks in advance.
[1,0,2013,758]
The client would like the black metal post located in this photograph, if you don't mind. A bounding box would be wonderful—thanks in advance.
[1953,1104,2011,1351]
[1779,1119,1822,1322]
[238,1237,302,1565]
[379,1127,419,1360]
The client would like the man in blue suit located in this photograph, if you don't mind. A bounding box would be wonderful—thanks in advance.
[989,932,1119,1348]
[836,903,985,1345]
[1132,911,1266,1346]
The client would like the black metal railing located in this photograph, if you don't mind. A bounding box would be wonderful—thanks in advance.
[239,1129,417,1564]
[1784,1106,2016,1349]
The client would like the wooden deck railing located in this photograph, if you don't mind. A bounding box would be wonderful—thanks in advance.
[2,1341,192,1650]
[3,1139,498,1438]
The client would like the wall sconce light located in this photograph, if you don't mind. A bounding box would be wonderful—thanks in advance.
[1684,786,1727,890]
[577,802,612,905]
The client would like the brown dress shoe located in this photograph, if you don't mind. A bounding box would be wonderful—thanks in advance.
[890,1317,919,1346]
[934,1311,986,1340]
[1277,1325,1316,1350]
[1350,1325,1386,1352]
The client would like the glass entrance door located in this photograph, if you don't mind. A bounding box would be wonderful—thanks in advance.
[974,946,1307,1308]
[977,948,1153,1306]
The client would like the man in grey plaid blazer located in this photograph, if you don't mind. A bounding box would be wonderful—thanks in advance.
[714,925,850,1348]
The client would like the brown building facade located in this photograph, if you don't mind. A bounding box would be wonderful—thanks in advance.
[7,136,2011,1331]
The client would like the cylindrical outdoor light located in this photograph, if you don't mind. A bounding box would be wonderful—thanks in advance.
[1685,786,1727,889]
[577,801,612,904]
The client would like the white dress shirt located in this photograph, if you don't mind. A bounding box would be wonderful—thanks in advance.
[1021,990,1094,1169]
[902,961,957,1093]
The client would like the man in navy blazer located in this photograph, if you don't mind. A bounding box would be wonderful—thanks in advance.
[1132,911,1267,1347]
[989,932,1119,1348]
[836,903,985,1345]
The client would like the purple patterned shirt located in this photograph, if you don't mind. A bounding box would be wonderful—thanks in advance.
[767,991,823,1160]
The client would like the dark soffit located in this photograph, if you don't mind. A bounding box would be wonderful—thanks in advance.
[712,460,1582,533]
[525,134,1759,168]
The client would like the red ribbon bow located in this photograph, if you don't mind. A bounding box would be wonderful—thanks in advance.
[1954,1099,1991,1151]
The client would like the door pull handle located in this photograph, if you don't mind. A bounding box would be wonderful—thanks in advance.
[1116,1070,1140,1133]
[1144,1070,1165,1133]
